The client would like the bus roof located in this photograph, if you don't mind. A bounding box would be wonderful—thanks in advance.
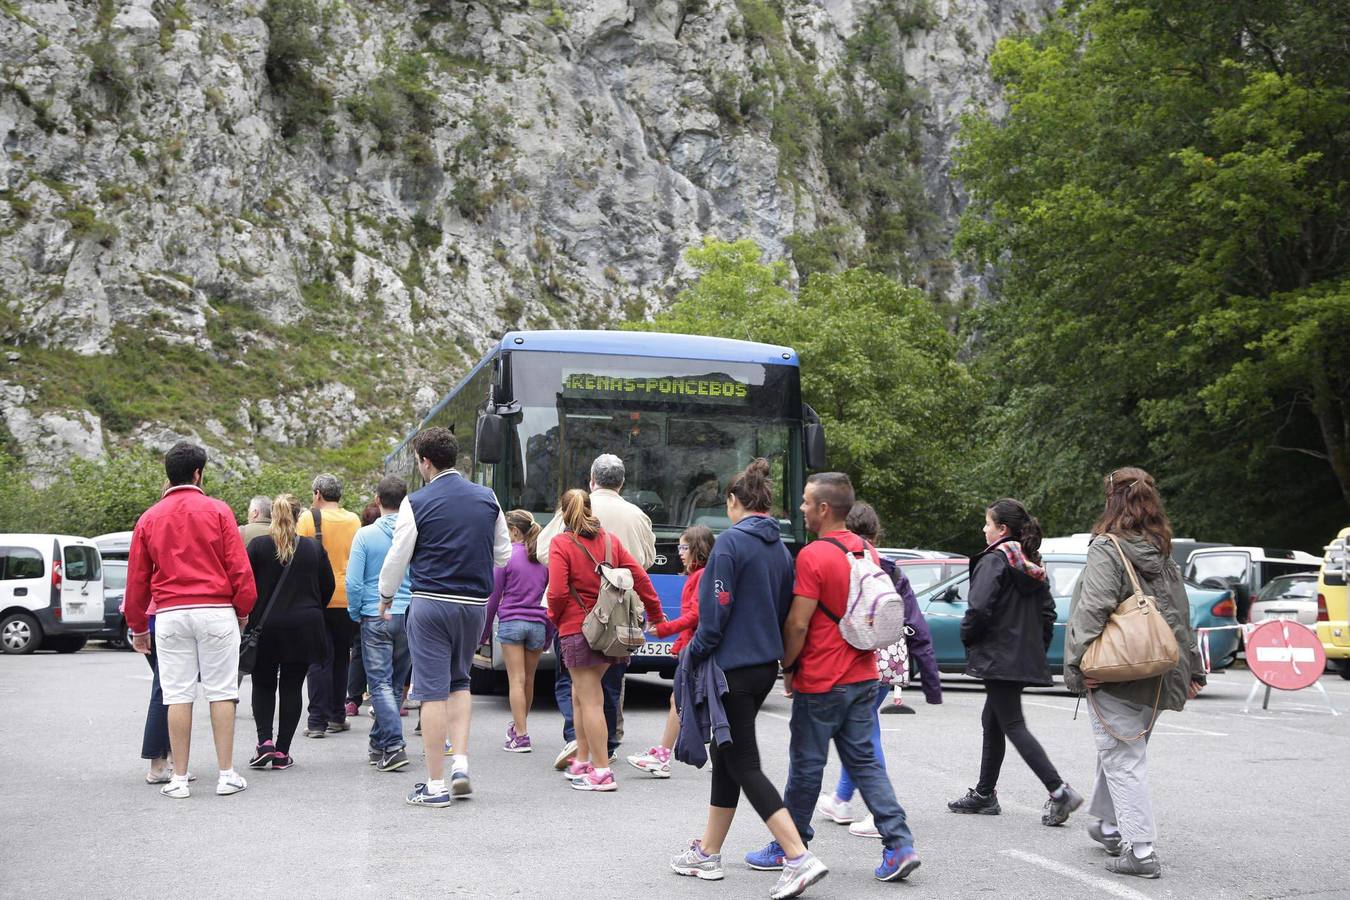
[499,330,800,367]
[386,329,801,463]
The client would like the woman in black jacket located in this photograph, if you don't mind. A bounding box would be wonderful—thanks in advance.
[948,498,1082,826]
[245,494,334,770]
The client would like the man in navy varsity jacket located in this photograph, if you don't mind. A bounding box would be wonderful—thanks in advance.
[378,427,511,807]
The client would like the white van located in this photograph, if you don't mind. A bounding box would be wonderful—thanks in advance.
[0,535,106,654]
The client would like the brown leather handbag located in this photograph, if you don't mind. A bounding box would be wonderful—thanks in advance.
[1080,534,1180,683]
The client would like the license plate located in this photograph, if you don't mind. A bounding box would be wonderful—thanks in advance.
[637,641,675,656]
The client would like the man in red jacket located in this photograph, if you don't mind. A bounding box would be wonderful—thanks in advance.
[125,443,257,800]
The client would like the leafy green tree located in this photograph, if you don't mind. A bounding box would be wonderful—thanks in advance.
[955,0,1350,547]
[630,239,982,548]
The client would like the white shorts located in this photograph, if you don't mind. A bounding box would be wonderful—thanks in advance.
[155,607,241,705]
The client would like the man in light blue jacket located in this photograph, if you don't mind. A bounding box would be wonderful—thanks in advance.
[347,476,413,772]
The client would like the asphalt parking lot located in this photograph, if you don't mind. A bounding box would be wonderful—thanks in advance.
[2,648,1346,900]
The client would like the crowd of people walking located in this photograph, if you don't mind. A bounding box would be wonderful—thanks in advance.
[123,436,1205,896]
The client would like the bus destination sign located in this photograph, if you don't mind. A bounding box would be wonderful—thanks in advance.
[562,372,750,402]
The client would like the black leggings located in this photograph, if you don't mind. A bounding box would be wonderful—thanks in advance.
[709,662,785,821]
[252,660,309,753]
[977,680,1063,794]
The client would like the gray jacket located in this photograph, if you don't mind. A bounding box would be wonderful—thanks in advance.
[1064,533,1206,711]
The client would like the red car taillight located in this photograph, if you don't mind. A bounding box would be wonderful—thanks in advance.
[1210,596,1236,618]
[52,558,62,591]
[1318,593,1329,622]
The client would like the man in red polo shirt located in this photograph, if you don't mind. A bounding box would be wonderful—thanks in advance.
[125,442,257,800]
[775,472,921,884]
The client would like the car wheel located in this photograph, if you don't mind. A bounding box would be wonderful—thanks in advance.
[0,612,43,654]
[107,618,130,650]
[50,636,87,653]
[1340,660,1350,681]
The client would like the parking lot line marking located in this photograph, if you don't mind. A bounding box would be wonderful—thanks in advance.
[1151,725,1228,736]
[1023,700,1079,712]
[999,849,1153,900]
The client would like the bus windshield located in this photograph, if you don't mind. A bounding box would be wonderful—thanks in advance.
[506,350,801,530]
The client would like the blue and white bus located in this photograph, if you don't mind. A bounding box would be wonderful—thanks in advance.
[386,329,826,691]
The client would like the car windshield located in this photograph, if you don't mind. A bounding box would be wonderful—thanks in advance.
[1256,577,1316,602]
[917,558,1084,602]
[103,562,127,590]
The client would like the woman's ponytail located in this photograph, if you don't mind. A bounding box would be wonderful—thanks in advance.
[270,493,300,565]
[506,508,542,564]
[986,497,1043,565]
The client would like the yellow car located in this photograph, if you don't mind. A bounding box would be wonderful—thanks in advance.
[1317,526,1350,679]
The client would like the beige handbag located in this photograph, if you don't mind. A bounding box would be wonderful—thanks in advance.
[1080,534,1180,682]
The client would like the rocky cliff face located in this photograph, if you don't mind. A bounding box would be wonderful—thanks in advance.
[0,0,1052,477]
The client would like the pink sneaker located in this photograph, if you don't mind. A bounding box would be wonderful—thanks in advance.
[344,701,359,718]
[571,769,617,792]
[562,759,593,780]
[626,746,672,778]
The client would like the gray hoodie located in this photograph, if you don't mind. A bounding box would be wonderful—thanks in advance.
[1064,533,1206,711]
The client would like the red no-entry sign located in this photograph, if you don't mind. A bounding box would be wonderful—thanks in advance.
[1246,619,1326,691]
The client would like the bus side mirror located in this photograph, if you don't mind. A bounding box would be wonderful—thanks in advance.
[804,423,827,470]
[476,414,506,464]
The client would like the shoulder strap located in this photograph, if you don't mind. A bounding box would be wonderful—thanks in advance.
[812,538,851,625]
[820,537,860,558]
[603,532,613,567]
[570,533,603,571]
[252,550,299,635]
[1103,533,1145,597]
[311,507,323,544]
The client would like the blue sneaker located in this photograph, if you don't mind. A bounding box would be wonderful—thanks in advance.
[451,770,472,798]
[406,782,451,808]
[745,840,786,871]
[875,845,921,882]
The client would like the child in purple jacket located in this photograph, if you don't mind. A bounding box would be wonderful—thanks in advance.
[482,509,551,752]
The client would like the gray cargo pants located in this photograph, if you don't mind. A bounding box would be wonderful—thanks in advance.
[1086,689,1158,844]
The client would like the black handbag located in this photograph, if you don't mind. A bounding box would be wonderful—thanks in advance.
[239,556,298,676]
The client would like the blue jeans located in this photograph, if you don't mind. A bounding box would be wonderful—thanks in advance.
[361,614,411,752]
[784,680,915,850]
[141,642,170,760]
[835,682,890,801]
[553,634,625,754]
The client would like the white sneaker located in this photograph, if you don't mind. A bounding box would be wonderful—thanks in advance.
[553,739,578,771]
[626,747,672,778]
[849,814,882,838]
[815,792,855,824]
[160,777,191,799]
[216,771,248,796]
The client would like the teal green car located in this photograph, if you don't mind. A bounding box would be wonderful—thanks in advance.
[917,552,1240,674]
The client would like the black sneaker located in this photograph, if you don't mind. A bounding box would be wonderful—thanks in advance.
[948,788,1001,815]
[378,748,410,772]
[303,726,326,739]
[1042,783,1084,826]
[248,740,277,769]
[270,752,294,770]
[368,749,381,767]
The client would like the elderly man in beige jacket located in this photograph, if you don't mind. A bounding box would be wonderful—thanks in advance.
[537,453,657,769]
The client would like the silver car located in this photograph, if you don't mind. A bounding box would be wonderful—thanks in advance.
[1248,573,1319,626]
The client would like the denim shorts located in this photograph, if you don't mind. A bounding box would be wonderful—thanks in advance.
[497,619,547,651]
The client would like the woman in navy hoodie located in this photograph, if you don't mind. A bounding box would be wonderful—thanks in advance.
[669,459,814,884]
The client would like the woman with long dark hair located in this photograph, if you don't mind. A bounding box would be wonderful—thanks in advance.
[949,498,1082,825]
[1065,468,1205,879]
[245,494,334,770]
[546,489,665,791]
